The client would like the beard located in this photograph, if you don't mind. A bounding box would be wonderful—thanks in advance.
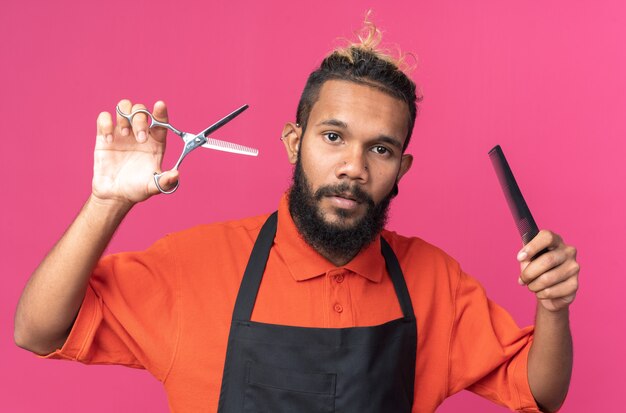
[288,156,395,262]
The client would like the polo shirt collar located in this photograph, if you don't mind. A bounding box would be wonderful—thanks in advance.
[274,193,386,283]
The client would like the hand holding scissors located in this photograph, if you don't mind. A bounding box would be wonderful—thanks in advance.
[115,102,257,194]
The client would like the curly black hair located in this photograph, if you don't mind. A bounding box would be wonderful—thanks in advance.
[295,21,422,150]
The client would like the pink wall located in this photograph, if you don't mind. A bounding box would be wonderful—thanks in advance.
[2,0,624,411]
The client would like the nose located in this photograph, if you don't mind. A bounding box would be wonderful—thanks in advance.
[335,149,369,183]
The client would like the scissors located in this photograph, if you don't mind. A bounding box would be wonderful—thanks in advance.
[116,104,258,194]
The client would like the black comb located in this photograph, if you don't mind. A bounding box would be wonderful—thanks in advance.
[488,145,539,245]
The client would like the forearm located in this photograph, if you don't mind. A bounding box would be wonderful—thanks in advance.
[527,304,573,412]
[14,195,132,355]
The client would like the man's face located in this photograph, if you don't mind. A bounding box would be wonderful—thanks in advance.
[283,79,413,230]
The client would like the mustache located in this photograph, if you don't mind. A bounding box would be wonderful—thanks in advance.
[314,182,373,205]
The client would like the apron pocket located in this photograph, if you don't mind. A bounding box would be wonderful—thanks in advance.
[244,361,336,413]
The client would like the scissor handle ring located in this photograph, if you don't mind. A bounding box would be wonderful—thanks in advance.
[115,105,184,136]
[153,172,179,195]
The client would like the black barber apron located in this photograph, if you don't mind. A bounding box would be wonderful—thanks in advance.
[217,212,417,413]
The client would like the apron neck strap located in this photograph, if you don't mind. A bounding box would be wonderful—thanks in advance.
[380,236,415,320]
[232,212,278,321]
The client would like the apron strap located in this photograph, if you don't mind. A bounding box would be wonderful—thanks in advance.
[231,211,278,321]
[381,237,416,320]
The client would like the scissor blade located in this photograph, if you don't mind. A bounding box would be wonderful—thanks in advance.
[200,104,249,138]
[201,137,259,156]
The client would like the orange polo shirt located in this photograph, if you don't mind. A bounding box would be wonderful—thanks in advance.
[46,194,540,413]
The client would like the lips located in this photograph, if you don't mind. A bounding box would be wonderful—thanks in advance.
[333,193,360,203]
[324,191,369,212]
[314,183,371,205]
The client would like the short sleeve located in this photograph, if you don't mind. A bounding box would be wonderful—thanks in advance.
[448,270,542,413]
[43,235,181,383]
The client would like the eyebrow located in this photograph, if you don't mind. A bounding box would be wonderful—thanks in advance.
[315,118,404,150]
[377,135,403,150]
[316,119,348,129]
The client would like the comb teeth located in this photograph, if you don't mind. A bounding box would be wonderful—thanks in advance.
[204,138,259,156]
[488,145,539,245]
[517,217,535,244]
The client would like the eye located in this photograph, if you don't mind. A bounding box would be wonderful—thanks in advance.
[371,145,391,156]
[323,132,342,143]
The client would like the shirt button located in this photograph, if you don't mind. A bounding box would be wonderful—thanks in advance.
[334,304,343,313]
[335,274,344,283]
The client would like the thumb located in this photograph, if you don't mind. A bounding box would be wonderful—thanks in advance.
[152,170,180,194]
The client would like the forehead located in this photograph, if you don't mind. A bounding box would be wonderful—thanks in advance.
[308,79,410,141]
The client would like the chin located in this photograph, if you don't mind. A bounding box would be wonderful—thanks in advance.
[322,208,364,228]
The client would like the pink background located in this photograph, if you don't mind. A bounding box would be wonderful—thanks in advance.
[2,0,624,411]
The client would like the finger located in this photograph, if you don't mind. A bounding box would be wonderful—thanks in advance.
[151,170,180,194]
[150,101,169,142]
[517,230,563,261]
[116,99,133,137]
[519,244,577,285]
[538,295,576,312]
[525,259,580,292]
[153,100,168,122]
[96,111,114,144]
[130,103,150,143]
[534,276,579,301]
[520,249,566,284]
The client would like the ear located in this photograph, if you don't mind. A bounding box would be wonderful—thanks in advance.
[396,153,413,182]
[282,122,302,164]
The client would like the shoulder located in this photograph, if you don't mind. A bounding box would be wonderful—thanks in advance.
[381,229,466,302]
[98,212,274,277]
[164,212,272,250]
[381,229,461,273]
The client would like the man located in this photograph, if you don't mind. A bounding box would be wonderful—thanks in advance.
[15,24,578,413]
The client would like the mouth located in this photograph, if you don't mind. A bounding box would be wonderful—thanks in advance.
[326,193,362,210]
[335,192,359,202]
[314,184,372,212]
